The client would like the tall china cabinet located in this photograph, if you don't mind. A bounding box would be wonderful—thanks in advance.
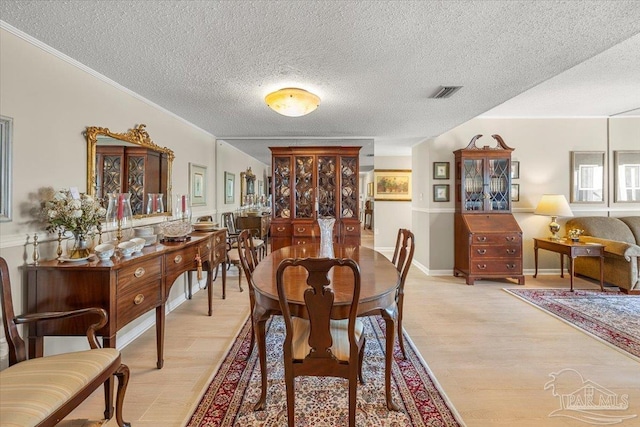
[453,134,524,285]
[270,146,361,250]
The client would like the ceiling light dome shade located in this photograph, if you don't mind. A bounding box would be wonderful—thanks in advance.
[265,88,320,117]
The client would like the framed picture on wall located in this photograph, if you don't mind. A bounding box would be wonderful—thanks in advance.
[433,162,450,179]
[511,161,520,179]
[224,171,235,204]
[189,163,207,206]
[373,169,412,201]
[511,184,520,201]
[433,184,449,202]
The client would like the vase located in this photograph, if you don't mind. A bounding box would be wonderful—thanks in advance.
[318,217,335,258]
[105,193,134,243]
[146,193,164,215]
[67,231,92,259]
[174,194,191,222]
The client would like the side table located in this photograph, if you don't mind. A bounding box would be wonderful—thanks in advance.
[533,238,605,291]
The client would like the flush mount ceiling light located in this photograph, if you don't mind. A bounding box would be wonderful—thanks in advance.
[265,88,320,117]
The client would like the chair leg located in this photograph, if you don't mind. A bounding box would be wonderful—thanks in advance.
[246,317,255,360]
[348,371,358,427]
[114,363,131,427]
[284,365,295,427]
[358,338,366,384]
[397,296,407,359]
[237,263,243,292]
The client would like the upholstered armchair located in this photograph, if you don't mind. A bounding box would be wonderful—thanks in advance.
[0,257,130,426]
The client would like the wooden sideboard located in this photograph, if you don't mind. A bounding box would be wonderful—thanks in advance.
[236,214,270,241]
[25,229,227,368]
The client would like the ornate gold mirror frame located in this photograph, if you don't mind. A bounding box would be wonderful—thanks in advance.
[85,124,175,218]
[240,167,256,206]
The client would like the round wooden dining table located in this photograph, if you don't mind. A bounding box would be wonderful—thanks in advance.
[251,243,401,411]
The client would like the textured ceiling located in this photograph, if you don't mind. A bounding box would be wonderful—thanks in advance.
[1,1,639,166]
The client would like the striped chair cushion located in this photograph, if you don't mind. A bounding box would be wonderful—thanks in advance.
[231,238,264,248]
[290,317,364,361]
[0,348,119,427]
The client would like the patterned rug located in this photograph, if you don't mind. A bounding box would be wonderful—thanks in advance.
[187,315,462,426]
[504,288,640,360]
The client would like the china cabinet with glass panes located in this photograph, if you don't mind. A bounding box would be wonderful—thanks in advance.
[270,146,361,251]
[453,135,524,286]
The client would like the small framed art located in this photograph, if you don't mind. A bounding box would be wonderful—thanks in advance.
[433,184,449,202]
[189,163,207,206]
[511,161,520,179]
[511,184,520,202]
[433,162,450,180]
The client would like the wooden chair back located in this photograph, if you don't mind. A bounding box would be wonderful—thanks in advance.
[392,228,415,288]
[221,212,238,235]
[390,228,415,359]
[276,257,363,426]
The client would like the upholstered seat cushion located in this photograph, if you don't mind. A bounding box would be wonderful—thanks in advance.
[0,348,119,427]
[290,317,364,361]
[231,238,264,249]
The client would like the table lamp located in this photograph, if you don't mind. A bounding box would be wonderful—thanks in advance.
[534,194,573,241]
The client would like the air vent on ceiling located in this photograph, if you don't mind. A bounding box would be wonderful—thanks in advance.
[430,86,462,99]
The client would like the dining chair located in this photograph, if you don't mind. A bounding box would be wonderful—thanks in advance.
[236,229,274,358]
[0,257,131,427]
[276,257,365,427]
[391,228,415,359]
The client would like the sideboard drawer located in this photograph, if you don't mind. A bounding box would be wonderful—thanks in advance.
[117,258,162,294]
[470,233,521,245]
[165,246,198,275]
[117,278,162,329]
[292,223,317,237]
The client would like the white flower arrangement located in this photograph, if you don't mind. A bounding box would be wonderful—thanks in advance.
[42,188,106,235]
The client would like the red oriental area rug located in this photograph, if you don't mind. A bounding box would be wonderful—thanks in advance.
[505,288,640,360]
[187,315,462,426]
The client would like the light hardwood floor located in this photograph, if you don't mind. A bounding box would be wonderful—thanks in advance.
[61,229,639,427]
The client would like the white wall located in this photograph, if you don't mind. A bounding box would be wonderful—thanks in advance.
[373,156,412,250]
[215,140,269,221]
[0,28,217,355]
[415,116,640,275]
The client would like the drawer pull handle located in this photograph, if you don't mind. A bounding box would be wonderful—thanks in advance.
[206,243,211,249]
[476,249,487,255]
[346,226,355,232]
[505,236,516,242]
[506,249,516,255]
[477,264,487,270]
[586,249,591,254]
[174,255,183,264]
[477,236,487,242]
[297,227,306,233]
[216,236,221,243]
[277,226,286,232]
[506,264,516,269]
[134,294,145,305]
[134,267,145,278]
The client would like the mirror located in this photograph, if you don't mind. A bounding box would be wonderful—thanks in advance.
[86,124,174,217]
[614,150,640,202]
[570,151,605,203]
[240,167,256,206]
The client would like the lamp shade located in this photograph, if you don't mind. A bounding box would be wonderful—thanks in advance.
[265,88,320,117]
[534,194,573,217]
